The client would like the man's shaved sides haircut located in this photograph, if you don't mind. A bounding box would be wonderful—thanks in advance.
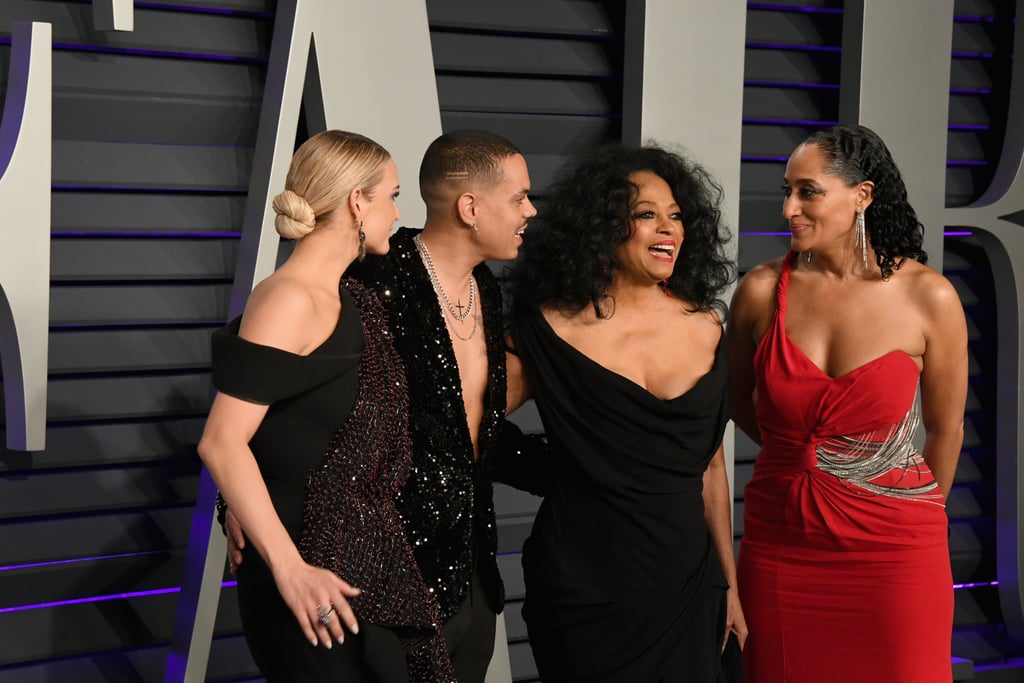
[419,130,522,204]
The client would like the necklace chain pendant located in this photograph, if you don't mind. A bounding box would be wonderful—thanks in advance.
[413,234,476,322]
[414,233,479,340]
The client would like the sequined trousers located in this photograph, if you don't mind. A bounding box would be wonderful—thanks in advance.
[299,279,456,682]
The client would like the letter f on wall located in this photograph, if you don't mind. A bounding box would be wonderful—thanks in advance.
[0,22,51,451]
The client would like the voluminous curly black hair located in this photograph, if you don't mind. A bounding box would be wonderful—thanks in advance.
[802,124,927,279]
[507,143,735,319]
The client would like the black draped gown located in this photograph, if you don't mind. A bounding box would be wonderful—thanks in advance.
[511,310,731,682]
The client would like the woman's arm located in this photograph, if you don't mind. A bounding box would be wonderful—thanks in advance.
[505,338,532,414]
[916,271,969,498]
[727,266,776,446]
[703,444,748,649]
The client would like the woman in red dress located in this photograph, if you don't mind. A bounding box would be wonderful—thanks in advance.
[729,124,968,682]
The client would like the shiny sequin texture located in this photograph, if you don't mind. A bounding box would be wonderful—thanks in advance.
[299,280,455,682]
[348,228,507,621]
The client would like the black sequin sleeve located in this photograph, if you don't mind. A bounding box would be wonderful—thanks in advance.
[490,419,551,497]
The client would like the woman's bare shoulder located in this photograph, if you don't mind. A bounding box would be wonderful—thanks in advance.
[733,256,785,307]
[239,274,321,353]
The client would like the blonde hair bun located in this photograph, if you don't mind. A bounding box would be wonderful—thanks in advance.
[272,189,317,239]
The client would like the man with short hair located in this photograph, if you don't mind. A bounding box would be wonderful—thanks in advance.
[358,129,536,680]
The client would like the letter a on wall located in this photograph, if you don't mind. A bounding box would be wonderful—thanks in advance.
[167,1,442,680]
[0,22,52,452]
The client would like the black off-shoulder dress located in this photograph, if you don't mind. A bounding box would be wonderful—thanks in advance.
[211,280,454,683]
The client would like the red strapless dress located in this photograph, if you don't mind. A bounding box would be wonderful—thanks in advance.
[737,252,953,682]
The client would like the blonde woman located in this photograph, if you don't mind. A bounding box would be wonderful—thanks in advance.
[198,130,454,682]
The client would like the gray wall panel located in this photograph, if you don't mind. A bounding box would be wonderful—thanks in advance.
[0,629,253,683]
[427,0,618,35]
[745,8,842,45]
[949,129,989,162]
[508,642,538,681]
[50,284,229,324]
[0,551,190,608]
[440,113,617,192]
[0,419,204,471]
[0,508,194,566]
[51,193,246,233]
[742,87,839,120]
[437,75,614,116]
[0,590,244,668]
[949,92,996,125]
[948,166,980,206]
[0,51,266,145]
[440,112,615,155]
[0,466,198,519]
[742,123,821,157]
[950,58,995,89]
[431,33,616,77]
[743,48,841,84]
[53,94,260,147]
[142,0,272,10]
[953,19,998,51]
[51,239,236,281]
[0,1,270,59]
[53,141,253,190]
[49,328,214,374]
[954,0,998,11]
[23,373,213,422]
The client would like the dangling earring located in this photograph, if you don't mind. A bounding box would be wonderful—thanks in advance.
[660,278,672,296]
[803,251,813,264]
[470,222,478,233]
[357,220,366,262]
[855,210,867,267]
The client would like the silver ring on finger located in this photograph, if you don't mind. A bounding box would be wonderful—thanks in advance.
[316,604,335,627]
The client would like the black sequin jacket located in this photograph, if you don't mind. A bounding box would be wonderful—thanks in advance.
[348,228,507,621]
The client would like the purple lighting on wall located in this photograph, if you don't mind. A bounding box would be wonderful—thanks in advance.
[0,551,162,573]
[951,50,994,59]
[953,580,999,589]
[743,118,838,127]
[49,41,267,64]
[0,581,239,614]
[746,3,843,14]
[745,41,841,53]
[742,155,791,163]
[50,231,243,238]
[740,231,975,237]
[134,1,274,19]
[953,15,996,24]
[52,185,247,195]
[744,80,839,90]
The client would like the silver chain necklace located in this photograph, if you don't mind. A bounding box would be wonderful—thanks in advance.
[413,234,479,340]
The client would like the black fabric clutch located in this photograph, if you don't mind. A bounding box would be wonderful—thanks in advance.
[720,632,744,683]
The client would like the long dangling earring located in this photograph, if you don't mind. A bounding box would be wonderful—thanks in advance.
[803,251,813,264]
[855,210,867,267]
[357,220,366,262]
[470,222,478,233]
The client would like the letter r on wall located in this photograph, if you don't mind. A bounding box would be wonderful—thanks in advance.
[0,22,52,452]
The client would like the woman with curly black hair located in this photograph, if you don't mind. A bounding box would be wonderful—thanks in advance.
[729,124,967,682]
[505,144,745,681]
